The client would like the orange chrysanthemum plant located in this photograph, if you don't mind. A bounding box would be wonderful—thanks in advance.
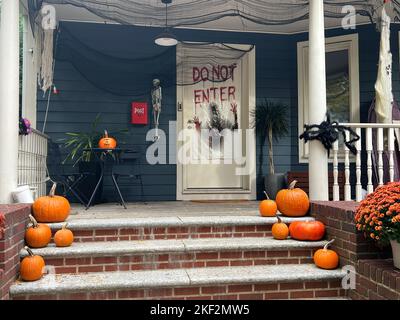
[355,182,400,245]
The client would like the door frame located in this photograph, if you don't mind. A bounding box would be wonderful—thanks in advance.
[176,43,257,201]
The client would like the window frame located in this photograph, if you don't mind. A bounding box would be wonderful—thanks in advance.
[297,33,360,163]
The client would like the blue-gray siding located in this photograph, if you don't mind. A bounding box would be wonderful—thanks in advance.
[37,22,400,201]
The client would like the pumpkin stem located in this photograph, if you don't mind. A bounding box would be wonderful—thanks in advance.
[104,130,109,138]
[324,239,335,250]
[263,191,270,200]
[276,216,282,224]
[62,223,68,230]
[288,180,298,190]
[49,183,57,197]
[29,215,38,228]
[24,246,35,257]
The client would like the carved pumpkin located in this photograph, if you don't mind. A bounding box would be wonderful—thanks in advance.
[313,239,339,270]
[259,192,277,217]
[276,180,310,217]
[20,247,45,282]
[54,223,74,247]
[32,183,70,223]
[289,220,325,241]
[272,216,289,240]
[99,130,117,149]
[25,215,52,248]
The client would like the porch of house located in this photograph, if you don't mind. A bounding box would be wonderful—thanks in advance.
[1,0,400,301]
[67,201,262,219]
[3,201,347,300]
[1,200,397,300]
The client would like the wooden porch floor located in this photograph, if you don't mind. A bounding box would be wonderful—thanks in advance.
[69,201,260,220]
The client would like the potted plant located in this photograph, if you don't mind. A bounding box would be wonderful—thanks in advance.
[355,182,400,269]
[252,100,289,199]
[61,114,127,203]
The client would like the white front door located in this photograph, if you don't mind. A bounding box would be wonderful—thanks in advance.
[177,43,256,200]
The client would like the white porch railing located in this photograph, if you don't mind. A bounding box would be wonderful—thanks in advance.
[18,129,49,199]
[332,123,400,202]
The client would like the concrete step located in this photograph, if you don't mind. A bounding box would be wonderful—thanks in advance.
[10,264,347,300]
[47,215,315,242]
[21,238,327,274]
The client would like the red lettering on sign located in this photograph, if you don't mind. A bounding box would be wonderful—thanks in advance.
[228,86,236,100]
[193,67,200,82]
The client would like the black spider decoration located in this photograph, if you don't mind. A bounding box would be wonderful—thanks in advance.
[299,114,360,156]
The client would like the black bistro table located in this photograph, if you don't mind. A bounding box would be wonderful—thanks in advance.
[83,148,132,210]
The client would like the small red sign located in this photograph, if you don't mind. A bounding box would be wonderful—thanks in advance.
[131,102,148,125]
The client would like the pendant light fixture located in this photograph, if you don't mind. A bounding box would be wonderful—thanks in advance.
[155,0,178,47]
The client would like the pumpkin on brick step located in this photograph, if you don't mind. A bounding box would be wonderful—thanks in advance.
[275,180,310,217]
[313,239,339,270]
[32,183,70,223]
[54,223,74,247]
[272,216,289,240]
[259,192,277,217]
[289,220,325,241]
[25,215,52,248]
[99,130,117,149]
[20,247,45,281]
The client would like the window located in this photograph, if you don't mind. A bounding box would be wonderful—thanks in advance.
[297,34,360,163]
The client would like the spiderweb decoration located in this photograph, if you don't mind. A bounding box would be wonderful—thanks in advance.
[28,0,393,31]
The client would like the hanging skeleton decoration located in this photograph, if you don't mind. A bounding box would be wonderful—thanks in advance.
[300,113,360,157]
[151,79,162,141]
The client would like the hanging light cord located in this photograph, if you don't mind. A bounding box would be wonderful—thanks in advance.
[165,1,168,29]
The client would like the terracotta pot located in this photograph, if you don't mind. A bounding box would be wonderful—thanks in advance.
[390,240,400,269]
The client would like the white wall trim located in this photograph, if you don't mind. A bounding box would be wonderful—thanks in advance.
[21,14,38,128]
[297,33,360,163]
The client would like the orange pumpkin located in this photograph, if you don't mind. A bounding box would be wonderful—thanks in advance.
[99,130,117,149]
[20,247,45,282]
[25,215,52,248]
[276,180,310,217]
[314,239,339,270]
[54,223,74,247]
[289,220,325,241]
[272,216,289,240]
[259,192,277,217]
[32,183,70,223]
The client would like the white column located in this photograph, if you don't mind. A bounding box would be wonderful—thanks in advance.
[0,0,20,203]
[22,15,38,128]
[308,0,329,201]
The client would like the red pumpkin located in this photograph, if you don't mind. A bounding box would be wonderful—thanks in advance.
[289,220,325,241]
[276,180,310,217]
[99,130,117,149]
[259,192,277,217]
[314,239,339,270]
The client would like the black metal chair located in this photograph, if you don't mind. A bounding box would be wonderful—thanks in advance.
[47,141,92,206]
[111,150,144,206]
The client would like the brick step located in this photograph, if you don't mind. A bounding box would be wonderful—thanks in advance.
[10,264,347,300]
[21,238,327,274]
[48,215,315,242]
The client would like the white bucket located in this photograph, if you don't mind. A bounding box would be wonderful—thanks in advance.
[12,186,34,204]
[391,240,400,270]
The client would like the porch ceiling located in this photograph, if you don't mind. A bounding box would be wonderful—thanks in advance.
[44,2,373,35]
